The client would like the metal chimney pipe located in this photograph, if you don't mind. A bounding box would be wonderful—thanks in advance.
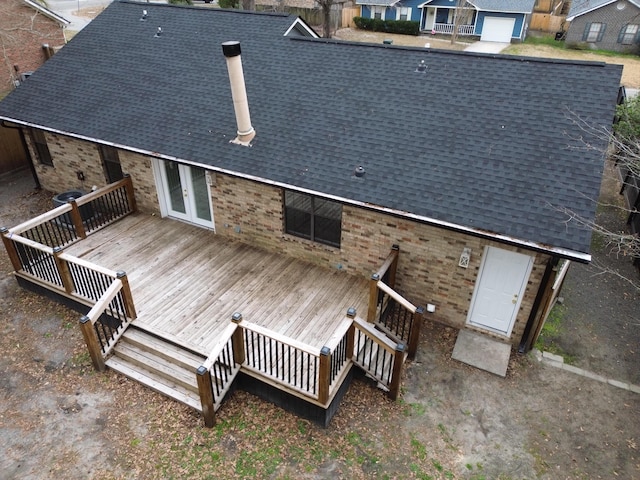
[222,41,255,146]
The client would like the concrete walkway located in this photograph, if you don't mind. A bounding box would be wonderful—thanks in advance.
[535,349,640,394]
[464,41,510,54]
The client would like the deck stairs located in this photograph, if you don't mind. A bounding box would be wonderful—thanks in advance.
[105,325,206,412]
[105,320,404,412]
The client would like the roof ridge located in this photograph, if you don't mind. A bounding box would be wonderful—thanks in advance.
[287,36,611,68]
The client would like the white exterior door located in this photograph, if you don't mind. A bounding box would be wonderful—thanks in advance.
[466,246,533,337]
[480,17,515,42]
[158,160,214,229]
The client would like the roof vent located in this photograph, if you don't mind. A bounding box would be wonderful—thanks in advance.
[415,60,427,73]
[154,27,162,37]
[354,165,365,177]
[140,10,148,21]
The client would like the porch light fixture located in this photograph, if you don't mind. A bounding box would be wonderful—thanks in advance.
[458,247,471,268]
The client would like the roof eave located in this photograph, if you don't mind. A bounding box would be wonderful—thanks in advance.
[0,116,593,264]
[22,0,71,26]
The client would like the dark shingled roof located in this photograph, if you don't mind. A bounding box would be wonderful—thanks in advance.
[0,1,623,259]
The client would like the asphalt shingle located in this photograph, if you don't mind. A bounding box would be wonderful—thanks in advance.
[0,1,623,257]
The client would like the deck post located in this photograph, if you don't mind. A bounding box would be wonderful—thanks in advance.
[388,244,399,289]
[53,246,74,294]
[68,200,87,239]
[318,346,331,405]
[123,175,138,214]
[345,308,356,359]
[407,306,424,360]
[367,273,380,323]
[79,315,106,372]
[116,271,137,320]
[1,227,22,272]
[231,312,246,365]
[388,343,405,401]
[196,366,216,428]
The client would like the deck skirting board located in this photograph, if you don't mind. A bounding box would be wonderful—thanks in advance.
[235,367,355,428]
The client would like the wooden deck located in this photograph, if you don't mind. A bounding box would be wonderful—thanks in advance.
[65,214,370,356]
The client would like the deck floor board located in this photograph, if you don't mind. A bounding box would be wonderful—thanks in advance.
[65,214,369,354]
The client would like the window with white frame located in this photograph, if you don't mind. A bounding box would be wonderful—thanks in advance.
[618,24,639,44]
[582,22,605,42]
[371,6,385,19]
[396,7,411,21]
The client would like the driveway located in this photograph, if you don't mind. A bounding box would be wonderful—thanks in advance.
[464,41,510,53]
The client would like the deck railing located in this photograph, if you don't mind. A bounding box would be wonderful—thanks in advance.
[79,273,135,371]
[368,245,424,359]
[1,177,138,371]
[3,176,136,250]
[432,23,475,35]
[197,319,243,427]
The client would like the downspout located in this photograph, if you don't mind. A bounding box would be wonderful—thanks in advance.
[1,121,41,190]
[518,255,559,354]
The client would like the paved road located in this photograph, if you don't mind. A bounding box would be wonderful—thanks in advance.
[46,0,113,31]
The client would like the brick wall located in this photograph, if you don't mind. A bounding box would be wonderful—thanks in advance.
[29,133,549,345]
[210,170,549,345]
[0,0,67,96]
[565,2,640,53]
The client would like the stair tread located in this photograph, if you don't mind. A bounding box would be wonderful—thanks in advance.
[114,342,200,390]
[122,327,206,370]
[106,356,202,411]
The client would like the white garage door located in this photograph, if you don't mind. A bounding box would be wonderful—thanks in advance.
[481,17,515,42]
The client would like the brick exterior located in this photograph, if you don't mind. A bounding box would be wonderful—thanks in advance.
[29,132,551,346]
[565,1,640,53]
[0,0,67,96]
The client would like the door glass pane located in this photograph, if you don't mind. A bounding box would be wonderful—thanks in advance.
[164,161,186,214]
[190,168,212,222]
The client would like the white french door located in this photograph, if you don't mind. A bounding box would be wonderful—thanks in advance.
[158,160,214,229]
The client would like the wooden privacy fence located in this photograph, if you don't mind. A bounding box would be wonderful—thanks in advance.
[1,177,138,370]
[368,245,424,359]
[196,308,406,427]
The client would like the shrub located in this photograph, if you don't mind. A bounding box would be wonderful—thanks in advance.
[218,0,240,8]
[352,17,419,36]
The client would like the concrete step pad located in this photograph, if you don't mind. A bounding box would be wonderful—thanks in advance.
[451,329,511,377]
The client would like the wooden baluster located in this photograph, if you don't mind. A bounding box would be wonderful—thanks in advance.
[231,312,246,365]
[196,366,216,428]
[68,200,87,239]
[318,346,331,405]
[407,306,424,360]
[367,273,379,323]
[123,175,138,213]
[79,315,106,372]
[53,246,74,293]
[116,271,137,320]
[388,343,405,401]
[1,227,22,271]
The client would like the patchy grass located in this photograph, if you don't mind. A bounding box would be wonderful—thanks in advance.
[534,303,577,364]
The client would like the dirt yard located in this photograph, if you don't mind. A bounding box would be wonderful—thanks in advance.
[1,166,639,479]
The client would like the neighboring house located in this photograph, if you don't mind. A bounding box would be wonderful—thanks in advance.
[0,2,621,425]
[356,0,536,42]
[0,0,69,95]
[565,0,640,53]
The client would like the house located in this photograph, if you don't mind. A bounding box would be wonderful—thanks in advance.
[565,0,640,53]
[0,0,68,177]
[0,0,69,95]
[0,1,622,425]
[355,0,536,42]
